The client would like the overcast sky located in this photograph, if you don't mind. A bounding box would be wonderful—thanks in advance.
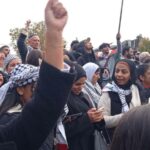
[0,0,150,49]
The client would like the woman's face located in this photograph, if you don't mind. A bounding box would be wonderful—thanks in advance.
[92,71,100,85]
[114,62,131,85]
[0,73,4,87]
[6,58,21,73]
[72,77,86,95]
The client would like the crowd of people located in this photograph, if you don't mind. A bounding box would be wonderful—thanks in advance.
[0,0,150,150]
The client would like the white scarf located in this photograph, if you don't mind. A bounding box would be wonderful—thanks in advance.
[55,104,68,145]
[83,80,102,107]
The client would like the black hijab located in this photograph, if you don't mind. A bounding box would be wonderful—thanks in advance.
[112,59,137,89]
[65,60,86,82]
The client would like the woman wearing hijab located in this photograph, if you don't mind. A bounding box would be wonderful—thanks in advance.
[82,62,102,108]
[98,59,141,140]
[0,64,39,122]
[64,63,105,150]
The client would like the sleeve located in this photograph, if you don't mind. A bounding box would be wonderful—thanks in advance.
[17,32,28,63]
[98,92,123,128]
[0,61,75,150]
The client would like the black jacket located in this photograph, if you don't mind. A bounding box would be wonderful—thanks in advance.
[0,61,74,150]
[65,92,95,150]
[17,33,29,63]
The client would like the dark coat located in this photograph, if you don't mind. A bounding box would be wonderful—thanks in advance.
[136,80,150,104]
[17,33,28,63]
[0,61,74,150]
[77,52,97,66]
[65,92,95,150]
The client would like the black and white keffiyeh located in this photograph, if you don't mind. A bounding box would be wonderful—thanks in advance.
[103,81,131,113]
[9,64,39,88]
[0,64,39,106]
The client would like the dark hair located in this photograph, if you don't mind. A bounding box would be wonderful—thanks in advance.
[137,64,150,80]
[122,46,130,56]
[70,40,79,49]
[112,59,137,87]
[0,71,9,86]
[26,50,42,66]
[99,43,110,50]
[0,45,9,52]
[111,104,150,150]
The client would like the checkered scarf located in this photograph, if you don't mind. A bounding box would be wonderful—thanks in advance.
[9,64,39,88]
[0,64,39,106]
[103,81,131,113]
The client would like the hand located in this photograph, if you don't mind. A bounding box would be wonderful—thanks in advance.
[44,0,68,69]
[87,108,103,123]
[45,0,68,32]
[25,20,31,30]
[116,32,121,41]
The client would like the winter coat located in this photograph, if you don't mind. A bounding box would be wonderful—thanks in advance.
[65,92,106,150]
[0,61,74,150]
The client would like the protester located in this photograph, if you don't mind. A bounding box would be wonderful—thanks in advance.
[17,20,41,63]
[121,46,134,60]
[0,45,10,57]
[26,49,42,66]
[0,52,5,71]
[82,62,102,107]
[98,59,141,140]
[111,104,150,150]
[97,43,111,67]
[136,63,150,104]
[64,40,81,62]
[4,54,21,74]
[139,51,150,64]
[0,71,8,87]
[0,0,74,150]
[77,38,97,66]
[0,64,39,116]
[97,33,122,87]
[64,62,107,150]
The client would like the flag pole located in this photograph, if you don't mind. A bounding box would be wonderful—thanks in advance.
[118,0,124,33]
[116,0,124,60]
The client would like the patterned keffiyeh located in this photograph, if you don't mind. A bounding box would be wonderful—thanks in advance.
[103,81,131,113]
[83,80,102,107]
[9,64,39,88]
[0,64,39,106]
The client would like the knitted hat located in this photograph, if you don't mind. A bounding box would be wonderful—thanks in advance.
[4,54,21,69]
